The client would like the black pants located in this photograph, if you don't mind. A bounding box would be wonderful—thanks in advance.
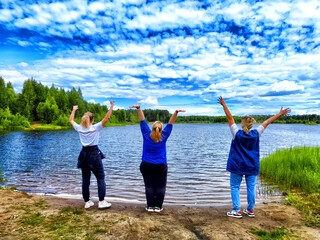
[78,145,106,202]
[82,165,106,202]
[140,161,168,208]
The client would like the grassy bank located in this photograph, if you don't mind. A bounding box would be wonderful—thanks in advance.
[24,122,130,131]
[260,146,320,227]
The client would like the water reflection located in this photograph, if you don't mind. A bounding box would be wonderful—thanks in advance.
[0,124,319,206]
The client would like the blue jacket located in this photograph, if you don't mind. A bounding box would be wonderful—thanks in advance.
[227,129,260,175]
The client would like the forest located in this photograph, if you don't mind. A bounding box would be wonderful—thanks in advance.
[0,77,171,130]
[0,77,319,131]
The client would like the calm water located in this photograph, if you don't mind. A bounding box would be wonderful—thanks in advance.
[0,124,319,206]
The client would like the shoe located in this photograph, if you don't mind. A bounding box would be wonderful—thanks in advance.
[227,210,242,218]
[154,207,163,213]
[98,200,112,209]
[84,200,94,209]
[243,209,255,217]
[145,207,154,212]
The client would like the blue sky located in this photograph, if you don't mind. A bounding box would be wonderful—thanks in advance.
[0,0,319,116]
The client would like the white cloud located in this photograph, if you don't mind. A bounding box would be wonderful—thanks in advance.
[0,70,27,87]
[102,100,124,110]
[17,41,31,47]
[117,76,142,85]
[0,9,14,21]
[125,2,211,30]
[88,2,106,14]
[148,77,160,82]
[258,2,291,22]
[138,96,159,105]
[205,79,241,92]
[88,99,96,104]
[270,80,304,92]
[19,62,29,67]
[1,0,320,115]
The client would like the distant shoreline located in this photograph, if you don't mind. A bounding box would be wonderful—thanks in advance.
[0,120,318,133]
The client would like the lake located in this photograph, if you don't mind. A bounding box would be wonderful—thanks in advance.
[0,123,319,206]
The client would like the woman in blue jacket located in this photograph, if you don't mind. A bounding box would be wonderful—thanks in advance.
[130,104,185,212]
[69,101,115,209]
[218,96,291,218]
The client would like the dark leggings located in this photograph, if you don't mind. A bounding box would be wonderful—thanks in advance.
[140,161,168,208]
[81,165,106,202]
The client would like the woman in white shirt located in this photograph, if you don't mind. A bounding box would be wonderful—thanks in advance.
[69,101,115,209]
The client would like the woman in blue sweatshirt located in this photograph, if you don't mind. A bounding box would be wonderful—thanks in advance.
[130,104,185,212]
[218,96,291,218]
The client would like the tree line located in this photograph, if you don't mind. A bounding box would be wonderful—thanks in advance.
[0,77,319,130]
[176,114,320,124]
[0,77,171,130]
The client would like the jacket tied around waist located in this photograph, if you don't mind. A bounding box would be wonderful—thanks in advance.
[77,145,106,169]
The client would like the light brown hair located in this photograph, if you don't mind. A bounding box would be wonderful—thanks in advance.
[80,112,94,128]
[150,121,163,143]
[241,116,256,134]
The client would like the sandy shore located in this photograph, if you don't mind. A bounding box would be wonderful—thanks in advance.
[0,189,319,240]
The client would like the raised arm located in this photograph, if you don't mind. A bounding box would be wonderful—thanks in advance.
[262,107,291,129]
[218,96,235,127]
[129,105,145,121]
[168,109,186,125]
[69,105,78,126]
[101,100,115,126]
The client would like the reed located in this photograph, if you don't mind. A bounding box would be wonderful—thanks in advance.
[260,147,320,193]
[261,147,320,227]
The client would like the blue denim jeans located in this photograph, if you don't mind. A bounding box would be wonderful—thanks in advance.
[230,172,257,211]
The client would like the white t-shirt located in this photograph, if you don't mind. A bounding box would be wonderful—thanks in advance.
[230,123,265,139]
[73,122,103,146]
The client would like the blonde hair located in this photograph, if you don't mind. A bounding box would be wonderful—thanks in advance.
[80,112,94,128]
[241,116,256,134]
[150,121,163,143]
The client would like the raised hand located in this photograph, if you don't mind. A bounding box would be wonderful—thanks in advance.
[73,105,78,111]
[218,96,225,106]
[129,105,140,109]
[175,109,186,113]
[110,100,115,106]
[280,107,291,116]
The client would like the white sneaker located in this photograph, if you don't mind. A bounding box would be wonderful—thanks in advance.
[98,200,112,209]
[227,209,242,218]
[154,207,163,213]
[84,200,94,209]
[145,207,154,212]
[243,209,255,217]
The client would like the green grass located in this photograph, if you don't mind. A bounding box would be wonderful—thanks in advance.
[285,192,320,227]
[260,146,320,227]
[20,212,45,226]
[250,227,289,239]
[28,124,70,131]
[0,168,5,184]
[260,147,320,193]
